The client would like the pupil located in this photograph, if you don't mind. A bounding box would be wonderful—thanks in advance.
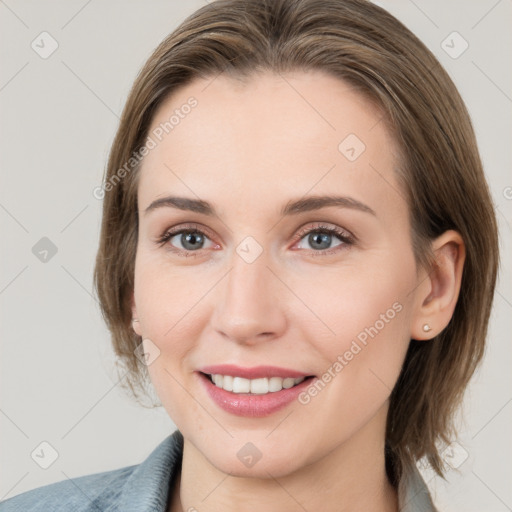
[310,232,330,250]
[183,232,203,250]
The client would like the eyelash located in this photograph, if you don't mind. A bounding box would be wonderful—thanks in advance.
[155,222,355,257]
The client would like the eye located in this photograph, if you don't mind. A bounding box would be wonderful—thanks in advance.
[292,223,354,255]
[155,223,218,255]
[155,222,355,257]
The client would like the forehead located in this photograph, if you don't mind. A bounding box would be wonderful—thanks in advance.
[138,70,405,222]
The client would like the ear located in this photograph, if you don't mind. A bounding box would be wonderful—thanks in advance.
[131,292,142,337]
[410,230,465,340]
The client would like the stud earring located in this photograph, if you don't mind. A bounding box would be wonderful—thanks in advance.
[422,323,432,332]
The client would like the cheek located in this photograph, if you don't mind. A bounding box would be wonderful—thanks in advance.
[289,253,415,436]
[134,254,210,344]
[290,256,412,355]
[133,254,216,415]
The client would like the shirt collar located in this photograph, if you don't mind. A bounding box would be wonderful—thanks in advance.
[113,429,183,512]
[398,461,439,512]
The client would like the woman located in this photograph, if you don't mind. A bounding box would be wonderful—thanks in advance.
[0,0,499,510]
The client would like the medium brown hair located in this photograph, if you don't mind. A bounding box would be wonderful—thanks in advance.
[93,0,499,481]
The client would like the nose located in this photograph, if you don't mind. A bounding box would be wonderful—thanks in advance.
[211,250,287,346]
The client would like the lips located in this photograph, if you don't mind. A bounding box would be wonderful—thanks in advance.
[198,364,312,379]
[196,364,317,417]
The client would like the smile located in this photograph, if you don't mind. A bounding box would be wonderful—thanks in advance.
[208,374,307,394]
[197,369,317,417]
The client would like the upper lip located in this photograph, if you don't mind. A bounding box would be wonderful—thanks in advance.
[198,364,312,379]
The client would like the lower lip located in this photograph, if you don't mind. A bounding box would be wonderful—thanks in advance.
[198,372,315,417]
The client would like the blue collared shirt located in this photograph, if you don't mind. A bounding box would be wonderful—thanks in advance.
[0,429,437,511]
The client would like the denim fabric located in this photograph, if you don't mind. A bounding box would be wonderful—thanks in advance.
[399,461,439,512]
[0,430,183,512]
[1,429,437,511]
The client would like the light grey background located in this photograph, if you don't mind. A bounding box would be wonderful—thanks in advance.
[1,0,511,509]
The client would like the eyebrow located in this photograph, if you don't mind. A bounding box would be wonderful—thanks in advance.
[144,194,376,217]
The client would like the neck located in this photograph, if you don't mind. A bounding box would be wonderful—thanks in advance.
[169,405,398,512]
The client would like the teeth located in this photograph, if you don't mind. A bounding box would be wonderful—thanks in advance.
[250,378,268,394]
[223,375,233,391]
[233,376,250,393]
[268,377,283,392]
[282,377,295,389]
[209,374,306,394]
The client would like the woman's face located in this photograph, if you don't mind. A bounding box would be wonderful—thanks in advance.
[132,70,423,477]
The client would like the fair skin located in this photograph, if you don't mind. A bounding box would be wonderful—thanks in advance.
[131,70,465,512]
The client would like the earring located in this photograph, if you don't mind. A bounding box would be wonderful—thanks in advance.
[422,323,432,332]
[132,318,139,326]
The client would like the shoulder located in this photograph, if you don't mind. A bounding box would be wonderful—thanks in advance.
[0,464,136,512]
[0,430,184,512]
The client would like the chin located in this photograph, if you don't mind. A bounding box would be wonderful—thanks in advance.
[212,453,306,480]
[203,435,313,478]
